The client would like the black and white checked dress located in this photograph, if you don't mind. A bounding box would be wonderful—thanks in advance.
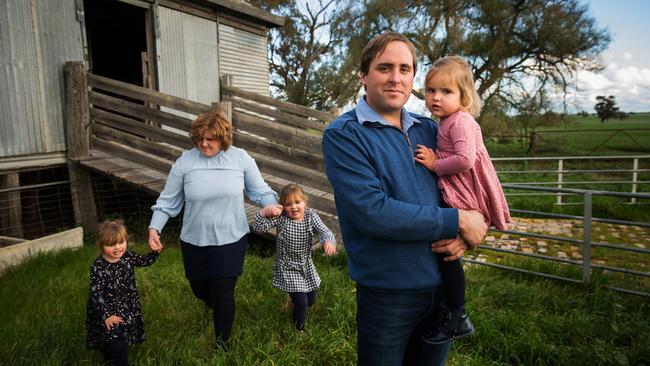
[253,208,336,293]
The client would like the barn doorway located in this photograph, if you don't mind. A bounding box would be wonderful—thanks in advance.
[83,0,155,88]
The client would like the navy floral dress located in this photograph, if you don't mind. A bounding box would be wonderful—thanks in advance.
[86,251,158,349]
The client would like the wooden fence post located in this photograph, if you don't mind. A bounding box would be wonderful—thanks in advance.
[0,173,23,238]
[65,61,98,233]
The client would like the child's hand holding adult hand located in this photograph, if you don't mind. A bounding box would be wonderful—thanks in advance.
[261,204,283,217]
[104,315,124,331]
[322,241,337,256]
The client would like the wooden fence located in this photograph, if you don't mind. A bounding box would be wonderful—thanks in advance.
[64,61,340,240]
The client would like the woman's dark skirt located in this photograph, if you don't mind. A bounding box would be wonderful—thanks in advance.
[180,235,248,279]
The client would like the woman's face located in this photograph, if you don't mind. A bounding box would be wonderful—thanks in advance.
[283,197,306,221]
[196,132,222,157]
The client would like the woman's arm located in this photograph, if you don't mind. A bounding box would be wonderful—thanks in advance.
[242,151,278,207]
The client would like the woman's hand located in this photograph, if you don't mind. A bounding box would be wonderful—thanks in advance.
[414,144,437,171]
[104,315,124,331]
[322,241,337,256]
[148,228,163,252]
[260,204,283,217]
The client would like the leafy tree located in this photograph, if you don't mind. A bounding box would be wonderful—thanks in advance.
[249,0,355,110]
[594,95,625,123]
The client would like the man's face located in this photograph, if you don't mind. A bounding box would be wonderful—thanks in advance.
[360,41,414,119]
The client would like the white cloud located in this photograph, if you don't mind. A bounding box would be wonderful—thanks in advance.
[571,51,650,112]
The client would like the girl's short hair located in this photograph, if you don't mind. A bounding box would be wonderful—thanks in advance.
[425,56,481,117]
[279,183,308,206]
[189,109,233,151]
[96,219,128,250]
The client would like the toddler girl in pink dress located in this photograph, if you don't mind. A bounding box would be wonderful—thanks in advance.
[415,55,511,345]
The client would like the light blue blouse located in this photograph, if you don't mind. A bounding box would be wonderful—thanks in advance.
[149,146,278,246]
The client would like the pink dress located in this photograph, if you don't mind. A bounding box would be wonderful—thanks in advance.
[433,111,511,230]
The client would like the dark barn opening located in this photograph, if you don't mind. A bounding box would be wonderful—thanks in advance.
[83,0,149,86]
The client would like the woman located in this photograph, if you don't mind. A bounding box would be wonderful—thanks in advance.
[147,109,280,346]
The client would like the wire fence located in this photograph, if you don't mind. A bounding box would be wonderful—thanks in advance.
[1,164,649,296]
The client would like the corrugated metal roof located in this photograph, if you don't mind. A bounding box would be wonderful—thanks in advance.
[0,0,84,157]
[218,22,269,96]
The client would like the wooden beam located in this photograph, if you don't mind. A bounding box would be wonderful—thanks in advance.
[224,96,326,132]
[232,111,322,156]
[89,91,194,132]
[64,61,97,233]
[221,84,334,123]
[92,137,173,173]
[88,73,211,115]
[0,173,23,238]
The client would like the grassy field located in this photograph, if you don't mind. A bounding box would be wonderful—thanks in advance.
[1,240,649,365]
[485,112,650,157]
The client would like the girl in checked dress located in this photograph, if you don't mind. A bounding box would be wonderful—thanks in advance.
[253,183,337,331]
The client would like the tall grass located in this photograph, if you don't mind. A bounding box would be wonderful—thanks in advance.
[1,240,649,365]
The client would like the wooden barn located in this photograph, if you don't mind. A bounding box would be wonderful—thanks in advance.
[0,0,287,239]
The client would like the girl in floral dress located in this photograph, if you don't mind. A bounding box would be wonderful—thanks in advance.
[86,220,160,365]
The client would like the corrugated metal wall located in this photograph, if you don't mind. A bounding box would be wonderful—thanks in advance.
[218,22,269,96]
[156,6,220,110]
[0,0,84,157]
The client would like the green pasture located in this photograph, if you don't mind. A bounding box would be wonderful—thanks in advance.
[1,239,649,365]
[485,112,650,157]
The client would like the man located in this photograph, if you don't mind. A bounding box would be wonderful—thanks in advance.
[322,32,487,365]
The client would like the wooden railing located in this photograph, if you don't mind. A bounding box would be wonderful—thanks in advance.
[65,61,339,237]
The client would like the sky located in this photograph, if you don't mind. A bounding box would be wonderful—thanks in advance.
[402,0,650,115]
[571,0,650,113]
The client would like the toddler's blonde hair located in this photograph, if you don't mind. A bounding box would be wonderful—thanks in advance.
[425,56,481,117]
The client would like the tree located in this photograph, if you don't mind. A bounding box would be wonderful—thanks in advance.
[594,95,625,123]
[255,0,610,117]
[249,0,355,110]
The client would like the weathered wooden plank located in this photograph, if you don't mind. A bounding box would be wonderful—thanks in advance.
[88,73,212,115]
[64,61,97,232]
[92,137,173,173]
[250,151,332,193]
[89,91,194,132]
[232,111,322,156]
[224,96,326,132]
[233,131,324,172]
[222,84,333,123]
[93,124,184,162]
[262,173,336,215]
[91,107,194,150]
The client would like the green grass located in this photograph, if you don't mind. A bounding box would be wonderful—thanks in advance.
[485,113,650,157]
[1,241,649,365]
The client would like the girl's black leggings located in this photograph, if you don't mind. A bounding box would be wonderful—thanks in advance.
[188,277,238,343]
[289,290,317,330]
[102,334,128,366]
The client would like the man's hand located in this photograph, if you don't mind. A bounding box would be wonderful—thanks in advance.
[430,236,469,261]
[458,210,487,249]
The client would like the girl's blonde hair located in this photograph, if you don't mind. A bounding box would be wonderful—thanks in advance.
[279,183,308,206]
[425,56,481,117]
[96,219,128,250]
